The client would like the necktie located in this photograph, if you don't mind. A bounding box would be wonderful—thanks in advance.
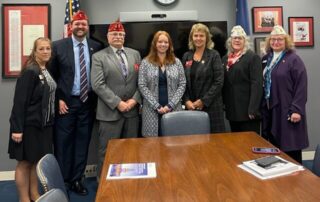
[116,49,128,78]
[79,43,88,102]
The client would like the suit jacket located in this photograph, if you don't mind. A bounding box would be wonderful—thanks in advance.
[91,46,141,121]
[49,37,103,105]
[182,48,225,132]
[222,50,263,121]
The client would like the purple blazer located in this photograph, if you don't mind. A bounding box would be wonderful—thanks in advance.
[261,50,309,151]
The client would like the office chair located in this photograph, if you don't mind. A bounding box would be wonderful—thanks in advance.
[312,144,320,177]
[36,154,68,198]
[35,188,68,202]
[161,111,210,136]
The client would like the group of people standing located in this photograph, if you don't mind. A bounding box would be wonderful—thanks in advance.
[8,10,309,202]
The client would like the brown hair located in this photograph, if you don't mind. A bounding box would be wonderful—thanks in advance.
[23,37,52,69]
[146,31,176,66]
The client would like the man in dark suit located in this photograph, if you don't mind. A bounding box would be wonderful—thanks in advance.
[91,20,141,179]
[49,11,103,195]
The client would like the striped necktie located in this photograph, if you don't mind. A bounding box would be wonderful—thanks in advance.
[79,43,88,102]
[116,49,128,78]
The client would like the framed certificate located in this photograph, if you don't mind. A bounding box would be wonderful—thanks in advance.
[288,17,314,47]
[2,4,51,78]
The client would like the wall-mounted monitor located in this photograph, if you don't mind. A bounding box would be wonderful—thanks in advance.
[90,21,228,60]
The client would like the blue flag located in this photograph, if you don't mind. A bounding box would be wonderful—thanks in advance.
[236,0,250,35]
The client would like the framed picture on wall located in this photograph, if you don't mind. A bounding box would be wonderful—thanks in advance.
[288,17,314,47]
[2,4,51,78]
[252,7,283,33]
[254,37,267,57]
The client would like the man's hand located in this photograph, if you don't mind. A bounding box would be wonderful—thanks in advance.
[117,101,129,112]
[126,99,137,111]
[59,100,69,114]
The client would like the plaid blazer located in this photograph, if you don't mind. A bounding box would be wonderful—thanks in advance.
[182,48,225,133]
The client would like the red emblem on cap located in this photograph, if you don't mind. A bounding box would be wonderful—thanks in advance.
[108,19,125,33]
[72,10,88,22]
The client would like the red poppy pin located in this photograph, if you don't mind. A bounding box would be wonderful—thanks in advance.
[185,60,193,68]
[134,63,140,72]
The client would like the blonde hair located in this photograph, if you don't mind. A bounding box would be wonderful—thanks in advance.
[188,23,214,50]
[225,36,252,54]
[146,31,176,66]
[265,34,294,52]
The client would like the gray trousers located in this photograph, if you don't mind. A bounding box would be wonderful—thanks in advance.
[96,116,139,180]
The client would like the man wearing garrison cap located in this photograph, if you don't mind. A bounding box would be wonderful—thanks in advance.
[49,10,103,195]
[91,19,141,179]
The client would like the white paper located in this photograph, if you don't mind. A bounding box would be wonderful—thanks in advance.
[9,10,21,71]
[292,22,309,42]
[238,156,304,180]
[23,25,45,56]
[238,164,304,180]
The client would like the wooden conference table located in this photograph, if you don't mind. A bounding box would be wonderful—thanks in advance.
[95,132,320,202]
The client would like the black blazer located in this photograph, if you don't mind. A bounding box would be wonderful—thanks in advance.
[182,48,226,132]
[182,48,224,108]
[222,50,263,121]
[10,65,52,132]
[49,37,103,105]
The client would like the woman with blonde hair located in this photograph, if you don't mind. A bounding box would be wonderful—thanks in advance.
[139,31,186,136]
[261,25,308,163]
[182,23,225,133]
[8,37,56,202]
[222,25,263,134]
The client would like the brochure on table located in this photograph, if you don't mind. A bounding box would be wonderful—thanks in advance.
[238,156,304,180]
[107,162,157,180]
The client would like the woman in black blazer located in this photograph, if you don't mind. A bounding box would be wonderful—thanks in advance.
[8,37,56,202]
[182,23,225,133]
[221,26,263,134]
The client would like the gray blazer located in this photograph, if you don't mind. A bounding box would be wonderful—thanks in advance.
[91,46,141,121]
[138,58,186,137]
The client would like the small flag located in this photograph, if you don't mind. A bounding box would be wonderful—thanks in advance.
[64,0,80,38]
[236,0,250,35]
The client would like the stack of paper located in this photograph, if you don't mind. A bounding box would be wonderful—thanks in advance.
[238,156,304,180]
[106,162,157,180]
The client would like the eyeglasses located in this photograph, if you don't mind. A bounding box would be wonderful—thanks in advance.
[109,32,125,37]
[270,38,285,42]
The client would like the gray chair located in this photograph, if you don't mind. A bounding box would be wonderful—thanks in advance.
[36,154,68,198]
[36,189,68,202]
[312,144,320,177]
[161,111,210,136]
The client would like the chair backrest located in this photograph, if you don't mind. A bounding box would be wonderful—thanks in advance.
[161,111,210,136]
[312,144,320,177]
[36,154,68,197]
[36,188,68,202]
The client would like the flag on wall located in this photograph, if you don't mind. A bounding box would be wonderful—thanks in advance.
[236,0,250,35]
[64,0,80,37]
